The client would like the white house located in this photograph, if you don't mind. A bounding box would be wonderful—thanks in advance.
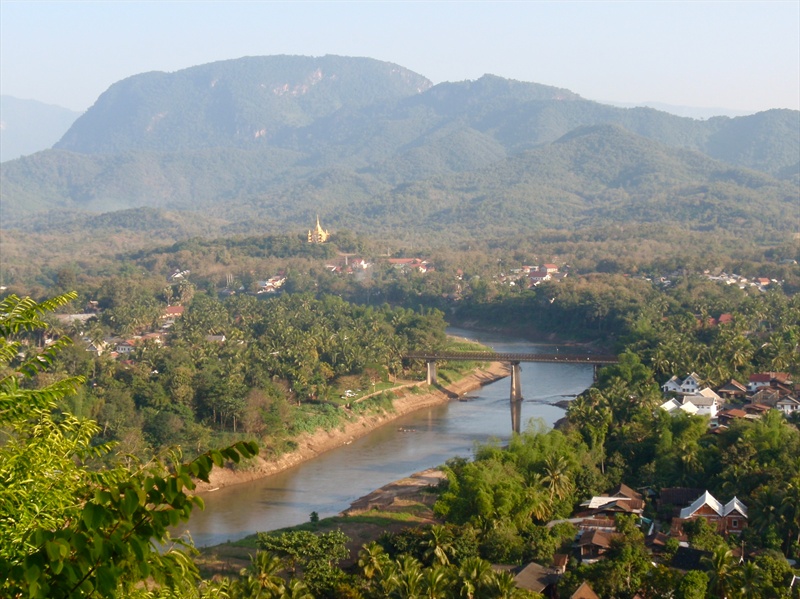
[660,398,700,416]
[660,398,682,413]
[682,395,718,419]
[662,373,704,395]
[697,387,721,402]
[776,397,800,417]
[661,376,682,394]
[680,373,703,394]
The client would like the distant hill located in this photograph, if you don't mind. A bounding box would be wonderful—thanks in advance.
[3,124,795,242]
[1,55,798,240]
[0,96,81,161]
[324,124,799,238]
[604,100,753,120]
[55,55,432,153]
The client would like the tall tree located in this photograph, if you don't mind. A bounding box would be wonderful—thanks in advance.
[0,294,258,598]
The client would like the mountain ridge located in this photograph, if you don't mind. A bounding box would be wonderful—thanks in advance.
[1,55,797,240]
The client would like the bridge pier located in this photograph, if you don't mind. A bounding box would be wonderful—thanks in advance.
[510,362,523,402]
[510,361,523,434]
[426,360,438,386]
[510,395,522,435]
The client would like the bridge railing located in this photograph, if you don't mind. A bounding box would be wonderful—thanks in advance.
[404,351,618,364]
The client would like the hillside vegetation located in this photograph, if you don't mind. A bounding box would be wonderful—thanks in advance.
[1,55,797,243]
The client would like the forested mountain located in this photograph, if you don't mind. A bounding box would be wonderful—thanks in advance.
[1,55,797,237]
[366,125,799,237]
[56,55,433,153]
[0,95,80,161]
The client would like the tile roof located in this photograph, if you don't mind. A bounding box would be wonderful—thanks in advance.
[571,582,600,599]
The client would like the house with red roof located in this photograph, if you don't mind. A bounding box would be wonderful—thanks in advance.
[678,491,747,534]
[748,373,773,393]
[528,269,552,284]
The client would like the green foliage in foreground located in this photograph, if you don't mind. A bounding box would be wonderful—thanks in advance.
[207,537,537,598]
[0,294,258,598]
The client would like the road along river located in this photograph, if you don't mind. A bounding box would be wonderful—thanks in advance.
[179,328,595,547]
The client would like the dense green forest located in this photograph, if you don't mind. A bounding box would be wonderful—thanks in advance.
[28,289,456,461]
[3,258,799,597]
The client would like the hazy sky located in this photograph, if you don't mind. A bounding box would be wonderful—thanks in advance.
[1,1,798,114]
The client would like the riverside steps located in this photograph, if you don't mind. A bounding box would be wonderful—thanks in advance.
[405,351,619,433]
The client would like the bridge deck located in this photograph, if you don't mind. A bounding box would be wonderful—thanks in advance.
[404,351,618,364]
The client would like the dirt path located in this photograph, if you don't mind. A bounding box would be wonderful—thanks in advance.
[194,363,510,492]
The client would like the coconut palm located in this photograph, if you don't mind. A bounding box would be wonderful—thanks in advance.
[489,570,526,599]
[730,561,762,599]
[420,564,451,599]
[235,551,286,598]
[456,556,493,599]
[422,525,454,566]
[702,545,735,599]
[541,454,574,502]
[358,542,390,581]
[394,555,424,599]
[520,482,551,523]
[277,578,314,599]
[373,561,401,598]
[780,477,800,549]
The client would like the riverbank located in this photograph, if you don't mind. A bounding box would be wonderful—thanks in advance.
[195,469,443,577]
[194,362,510,493]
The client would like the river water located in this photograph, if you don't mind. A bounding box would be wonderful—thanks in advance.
[179,328,594,547]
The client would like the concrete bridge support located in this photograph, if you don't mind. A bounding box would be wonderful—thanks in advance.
[510,396,522,435]
[510,361,523,434]
[426,360,438,386]
[510,362,523,402]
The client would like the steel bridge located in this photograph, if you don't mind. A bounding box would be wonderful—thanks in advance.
[404,351,618,433]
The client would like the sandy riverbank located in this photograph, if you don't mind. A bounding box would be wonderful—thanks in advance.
[194,362,510,492]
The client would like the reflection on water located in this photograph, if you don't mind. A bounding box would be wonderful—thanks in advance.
[178,328,594,546]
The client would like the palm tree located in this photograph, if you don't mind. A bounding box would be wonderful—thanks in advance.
[702,545,734,599]
[235,551,286,598]
[780,477,800,549]
[358,542,389,581]
[520,482,551,523]
[730,561,762,599]
[456,557,493,599]
[420,564,451,599]
[489,570,526,599]
[750,487,784,540]
[394,555,424,599]
[568,389,611,473]
[422,525,454,567]
[541,454,573,502]
[373,561,400,599]
[278,578,314,599]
